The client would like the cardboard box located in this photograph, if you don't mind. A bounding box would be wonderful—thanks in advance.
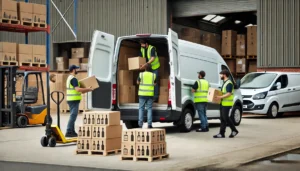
[119,85,136,103]
[0,42,16,53]
[72,48,85,58]
[160,87,168,96]
[80,63,88,70]
[136,142,166,157]
[90,138,121,152]
[122,130,136,143]
[82,58,89,63]
[69,58,81,67]
[0,9,17,20]
[118,70,133,86]
[19,12,33,23]
[0,52,2,61]
[17,2,33,13]
[181,27,201,37]
[92,111,120,126]
[33,54,46,63]
[221,30,237,56]
[122,143,136,157]
[79,76,99,90]
[226,59,236,74]
[56,56,68,63]
[236,39,246,56]
[135,128,166,144]
[128,57,146,70]
[82,112,96,125]
[76,139,92,151]
[18,54,32,63]
[160,79,168,87]
[0,0,17,11]
[247,26,257,56]
[158,95,168,104]
[202,33,221,53]
[180,35,201,44]
[248,61,257,72]
[91,125,122,139]
[57,62,68,70]
[236,58,246,73]
[78,126,92,138]
[37,14,46,24]
[207,88,222,104]
[18,44,32,54]
[33,3,46,15]
[33,45,46,55]
[0,52,16,61]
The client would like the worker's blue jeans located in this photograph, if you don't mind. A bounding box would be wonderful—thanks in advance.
[195,102,208,129]
[151,69,159,100]
[138,97,153,127]
[66,100,80,133]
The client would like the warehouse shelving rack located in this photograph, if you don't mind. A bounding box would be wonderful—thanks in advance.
[0,0,51,128]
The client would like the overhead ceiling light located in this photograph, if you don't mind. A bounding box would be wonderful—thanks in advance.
[211,16,225,23]
[235,20,241,24]
[203,15,216,21]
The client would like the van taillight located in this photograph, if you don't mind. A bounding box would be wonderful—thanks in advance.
[112,84,117,105]
[168,80,171,106]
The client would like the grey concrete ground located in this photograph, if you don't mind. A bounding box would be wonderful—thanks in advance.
[1,113,300,171]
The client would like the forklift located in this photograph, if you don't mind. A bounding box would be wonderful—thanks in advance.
[0,66,50,128]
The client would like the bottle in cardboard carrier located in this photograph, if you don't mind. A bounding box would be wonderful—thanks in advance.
[101,141,104,150]
[97,127,100,137]
[146,146,149,156]
[97,115,100,124]
[81,140,84,149]
[137,146,140,156]
[88,115,91,124]
[123,145,128,155]
[152,145,156,155]
[93,141,96,150]
[87,127,90,137]
[146,132,150,142]
[131,132,134,142]
[78,127,82,136]
[101,116,104,124]
[124,132,128,141]
[137,132,141,142]
[77,141,81,149]
[102,128,105,138]
[105,115,108,125]
[142,132,145,142]
[160,144,163,154]
[86,141,89,150]
[83,114,87,124]
[162,132,165,141]
[93,127,96,137]
[92,115,95,124]
[141,146,145,156]
[160,132,163,141]
[157,132,159,141]
[130,146,134,155]
[162,144,165,154]
[83,127,86,136]
[97,141,100,150]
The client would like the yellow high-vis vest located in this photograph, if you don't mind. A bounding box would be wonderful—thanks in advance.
[140,45,160,70]
[138,71,156,97]
[66,75,81,101]
[221,80,234,106]
[194,79,209,103]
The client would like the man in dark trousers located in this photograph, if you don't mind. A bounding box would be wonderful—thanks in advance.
[192,71,210,132]
[137,64,157,128]
[214,70,239,138]
[65,65,93,137]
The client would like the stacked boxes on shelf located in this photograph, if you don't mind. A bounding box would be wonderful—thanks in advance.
[236,35,246,57]
[70,48,89,70]
[17,1,33,26]
[18,44,32,64]
[33,3,46,27]
[0,42,17,65]
[221,30,237,56]
[201,33,221,54]
[247,26,257,56]
[121,128,168,162]
[180,28,201,44]
[0,0,18,23]
[76,111,122,156]
[32,45,46,66]
[56,56,68,71]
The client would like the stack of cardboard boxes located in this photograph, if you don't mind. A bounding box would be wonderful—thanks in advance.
[247,26,257,56]
[17,1,33,25]
[121,128,168,161]
[0,0,18,22]
[221,30,237,56]
[18,44,33,64]
[180,28,201,44]
[70,48,89,70]
[0,42,17,63]
[56,56,68,71]
[236,35,246,56]
[33,45,46,64]
[33,3,46,26]
[76,111,122,156]
[202,33,221,54]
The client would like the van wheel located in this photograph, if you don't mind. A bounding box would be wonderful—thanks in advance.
[267,103,278,118]
[231,105,242,126]
[179,109,194,132]
[124,121,139,129]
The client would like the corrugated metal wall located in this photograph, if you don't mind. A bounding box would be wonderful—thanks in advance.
[0,0,168,44]
[172,0,257,17]
[258,0,300,68]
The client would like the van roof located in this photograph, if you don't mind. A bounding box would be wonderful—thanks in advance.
[250,71,300,74]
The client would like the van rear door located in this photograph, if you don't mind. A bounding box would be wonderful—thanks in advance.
[87,30,115,110]
[167,28,182,110]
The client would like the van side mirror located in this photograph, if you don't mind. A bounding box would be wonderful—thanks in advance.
[276,82,281,90]
[235,79,241,89]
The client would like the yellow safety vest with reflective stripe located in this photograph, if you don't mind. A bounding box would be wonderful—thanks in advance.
[194,79,209,103]
[221,80,234,106]
[140,45,160,70]
[66,75,82,101]
[138,71,156,97]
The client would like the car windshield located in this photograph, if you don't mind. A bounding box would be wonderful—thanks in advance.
[240,73,277,89]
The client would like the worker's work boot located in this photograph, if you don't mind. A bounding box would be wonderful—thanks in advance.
[65,131,78,137]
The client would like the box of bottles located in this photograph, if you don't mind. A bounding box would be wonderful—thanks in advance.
[121,143,136,157]
[122,130,136,143]
[91,125,122,139]
[135,129,166,144]
[76,139,92,151]
[135,142,167,157]
[90,138,121,152]
[82,111,121,126]
[78,126,92,138]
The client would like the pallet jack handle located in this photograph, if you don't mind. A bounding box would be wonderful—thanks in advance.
[51,91,64,129]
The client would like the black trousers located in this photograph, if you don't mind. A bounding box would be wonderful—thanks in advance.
[219,106,237,135]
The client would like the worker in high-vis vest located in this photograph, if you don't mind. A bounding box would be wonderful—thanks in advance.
[139,39,160,102]
[65,65,93,137]
[192,71,210,132]
[137,63,157,128]
[214,70,239,139]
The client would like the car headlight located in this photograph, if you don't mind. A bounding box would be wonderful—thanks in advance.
[253,92,268,100]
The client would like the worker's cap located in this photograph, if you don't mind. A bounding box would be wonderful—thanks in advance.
[69,65,80,71]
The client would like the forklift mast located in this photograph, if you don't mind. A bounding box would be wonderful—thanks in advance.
[0,66,18,128]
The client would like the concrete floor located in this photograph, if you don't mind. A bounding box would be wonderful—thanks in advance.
[1,113,300,171]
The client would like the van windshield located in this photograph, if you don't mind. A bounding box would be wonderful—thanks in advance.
[240,73,277,89]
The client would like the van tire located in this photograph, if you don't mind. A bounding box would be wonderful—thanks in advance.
[267,103,278,118]
[231,105,242,126]
[179,109,194,132]
[124,121,139,129]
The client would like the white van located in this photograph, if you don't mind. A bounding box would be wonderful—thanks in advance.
[87,29,243,132]
[240,72,300,118]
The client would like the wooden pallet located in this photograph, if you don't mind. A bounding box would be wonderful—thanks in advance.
[121,154,169,162]
[32,62,47,67]
[61,109,88,113]
[21,21,34,27]
[235,56,246,58]
[75,149,121,156]
[19,62,32,66]
[34,22,47,28]
[247,55,257,59]
[0,18,20,24]
[222,55,235,59]
[0,61,18,66]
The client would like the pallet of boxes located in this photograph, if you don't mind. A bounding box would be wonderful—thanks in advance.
[0,42,17,66]
[121,128,169,162]
[76,111,122,156]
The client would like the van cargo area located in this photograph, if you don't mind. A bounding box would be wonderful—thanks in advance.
[117,38,170,109]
